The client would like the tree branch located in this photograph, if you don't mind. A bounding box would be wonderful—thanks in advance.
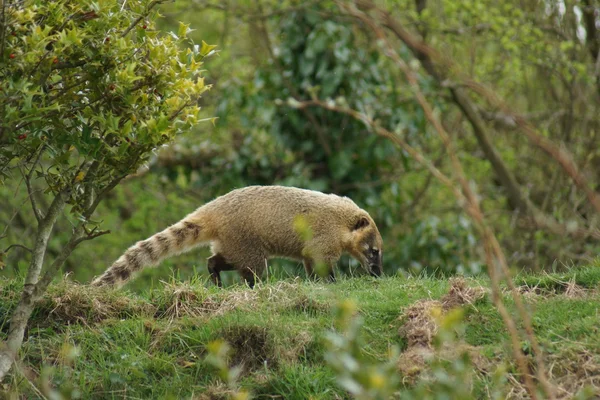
[22,146,45,224]
[581,0,600,97]
[0,187,69,380]
[375,6,531,215]
[121,0,164,38]
[74,229,110,246]
[3,244,32,254]
[464,78,600,214]
[372,2,600,216]
[0,0,8,66]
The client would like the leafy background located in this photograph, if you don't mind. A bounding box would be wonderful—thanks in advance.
[2,0,599,289]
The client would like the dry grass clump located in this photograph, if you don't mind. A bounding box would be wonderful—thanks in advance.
[155,279,317,320]
[514,272,592,299]
[437,342,491,373]
[398,277,487,349]
[155,281,260,320]
[441,277,487,310]
[506,348,600,399]
[397,342,491,385]
[278,330,314,363]
[192,382,237,400]
[397,278,489,383]
[221,325,277,373]
[397,346,432,382]
[288,294,331,314]
[398,300,442,348]
[254,279,310,306]
[218,324,314,374]
[514,280,590,302]
[33,280,155,327]
[563,278,587,299]
[550,349,600,399]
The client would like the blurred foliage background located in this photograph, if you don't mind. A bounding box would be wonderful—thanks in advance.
[2,0,599,288]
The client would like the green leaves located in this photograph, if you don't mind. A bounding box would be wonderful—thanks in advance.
[0,0,216,202]
[199,40,217,57]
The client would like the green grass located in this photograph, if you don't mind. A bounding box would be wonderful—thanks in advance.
[1,266,600,399]
[512,259,600,291]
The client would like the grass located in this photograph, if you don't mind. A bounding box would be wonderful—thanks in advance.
[1,265,599,399]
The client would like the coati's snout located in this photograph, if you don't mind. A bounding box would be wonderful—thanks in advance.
[351,215,384,277]
[367,248,383,277]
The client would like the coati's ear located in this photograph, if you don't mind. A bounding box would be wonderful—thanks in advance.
[353,217,370,231]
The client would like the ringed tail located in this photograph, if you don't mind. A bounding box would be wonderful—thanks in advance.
[91,219,206,287]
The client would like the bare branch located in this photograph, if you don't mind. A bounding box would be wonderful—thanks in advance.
[82,152,142,221]
[292,99,461,198]
[465,79,600,214]
[185,0,322,21]
[81,160,100,212]
[3,244,33,254]
[370,2,600,216]
[74,229,110,246]
[0,0,8,65]
[1,197,30,240]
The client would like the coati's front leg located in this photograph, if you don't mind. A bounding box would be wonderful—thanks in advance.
[326,266,336,282]
[304,257,336,282]
[238,268,257,289]
[321,258,336,282]
[235,253,266,289]
[303,258,317,280]
[207,254,235,287]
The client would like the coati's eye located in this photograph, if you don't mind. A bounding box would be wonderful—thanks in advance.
[371,248,379,256]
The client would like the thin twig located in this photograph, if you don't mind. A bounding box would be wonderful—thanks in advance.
[121,0,164,38]
[3,244,33,254]
[74,229,110,245]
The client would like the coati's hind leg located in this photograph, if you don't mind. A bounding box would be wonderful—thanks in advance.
[207,254,235,287]
[217,246,265,289]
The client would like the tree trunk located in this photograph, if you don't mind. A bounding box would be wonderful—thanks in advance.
[448,86,530,213]
[0,190,68,381]
[581,0,600,98]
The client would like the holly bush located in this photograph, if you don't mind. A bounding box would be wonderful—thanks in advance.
[0,0,215,212]
[0,0,215,380]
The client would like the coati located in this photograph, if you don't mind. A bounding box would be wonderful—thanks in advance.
[91,185,383,288]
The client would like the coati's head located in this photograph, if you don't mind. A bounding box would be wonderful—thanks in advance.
[348,213,383,277]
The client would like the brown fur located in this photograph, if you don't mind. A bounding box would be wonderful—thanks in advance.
[91,185,383,288]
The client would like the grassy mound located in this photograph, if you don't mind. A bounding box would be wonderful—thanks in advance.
[1,266,599,399]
